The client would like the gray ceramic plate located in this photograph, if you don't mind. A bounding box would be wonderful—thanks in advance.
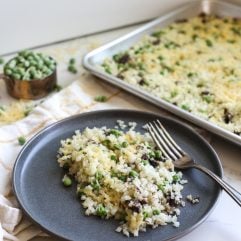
[13,110,222,241]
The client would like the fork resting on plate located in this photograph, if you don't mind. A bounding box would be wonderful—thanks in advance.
[147,120,241,207]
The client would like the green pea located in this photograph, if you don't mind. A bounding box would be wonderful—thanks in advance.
[102,139,111,147]
[30,60,38,67]
[121,141,128,148]
[171,90,178,98]
[27,55,34,61]
[24,60,30,68]
[42,66,49,73]
[24,107,32,116]
[68,65,77,74]
[18,136,26,145]
[143,211,149,220]
[49,64,56,71]
[31,70,39,78]
[181,104,190,111]
[13,73,21,80]
[54,84,62,92]
[29,66,36,74]
[113,144,121,150]
[37,53,44,58]
[69,58,76,65]
[94,95,107,102]
[18,62,26,68]
[9,60,17,68]
[158,184,165,192]
[17,67,25,76]
[62,175,72,187]
[111,170,117,178]
[102,63,111,74]
[19,50,30,58]
[12,67,18,73]
[37,58,44,65]
[118,174,127,182]
[22,72,30,80]
[141,159,149,165]
[96,204,107,217]
[37,65,44,71]
[50,57,55,63]
[4,68,12,76]
[16,56,25,63]
[108,129,121,137]
[151,30,165,38]
[44,70,52,77]
[33,72,42,79]
[172,174,179,182]
[44,58,51,66]
[153,210,160,215]
[155,150,162,159]
[149,151,156,158]
[110,155,117,161]
[202,95,212,103]
[95,171,103,181]
[33,54,40,61]
[129,170,138,178]
[91,179,100,191]
[206,39,213,47]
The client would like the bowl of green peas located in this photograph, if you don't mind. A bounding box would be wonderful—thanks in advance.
[2,50,57,100]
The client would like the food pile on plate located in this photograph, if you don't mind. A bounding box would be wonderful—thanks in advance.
[57,124,186,236]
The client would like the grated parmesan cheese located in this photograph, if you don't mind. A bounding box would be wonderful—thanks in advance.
[0,102,34,125]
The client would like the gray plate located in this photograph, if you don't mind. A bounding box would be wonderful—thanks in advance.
[13,110,222,241]
[83,0,241,146]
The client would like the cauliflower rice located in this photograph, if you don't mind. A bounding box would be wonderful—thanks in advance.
[57,124,186,236]
[101,14,241,135]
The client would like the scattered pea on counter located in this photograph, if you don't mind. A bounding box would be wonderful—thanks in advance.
[24,106,34,117]
[3,50,57,81]
[24,110,31,117]
[18,136,26,145]
[0,57,4,65]
[69,58,75,65]
[67,58,77,74]
[53,84,63,92]
[94,95,107,102]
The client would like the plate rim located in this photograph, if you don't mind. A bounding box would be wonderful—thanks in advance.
[12,109,223,241]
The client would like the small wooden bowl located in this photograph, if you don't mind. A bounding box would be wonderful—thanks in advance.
[1,69,57,100]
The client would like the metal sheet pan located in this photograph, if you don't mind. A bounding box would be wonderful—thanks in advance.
[83,0,241,146]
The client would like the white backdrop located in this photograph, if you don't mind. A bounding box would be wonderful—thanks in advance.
[0,0,240,55]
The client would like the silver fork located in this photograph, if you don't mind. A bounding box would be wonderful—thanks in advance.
[147,120,241,207]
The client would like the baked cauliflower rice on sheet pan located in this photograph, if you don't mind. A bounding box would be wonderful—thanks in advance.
[101,14,241,136]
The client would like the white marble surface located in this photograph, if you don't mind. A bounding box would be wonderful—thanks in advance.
[177,137,241,241]
[1,23,240,241]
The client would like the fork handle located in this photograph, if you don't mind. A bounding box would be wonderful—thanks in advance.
[193,164,241,207]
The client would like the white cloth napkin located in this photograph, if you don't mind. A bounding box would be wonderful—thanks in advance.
[0,75,211,241]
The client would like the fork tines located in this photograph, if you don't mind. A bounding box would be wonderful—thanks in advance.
[147,120,185,161]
